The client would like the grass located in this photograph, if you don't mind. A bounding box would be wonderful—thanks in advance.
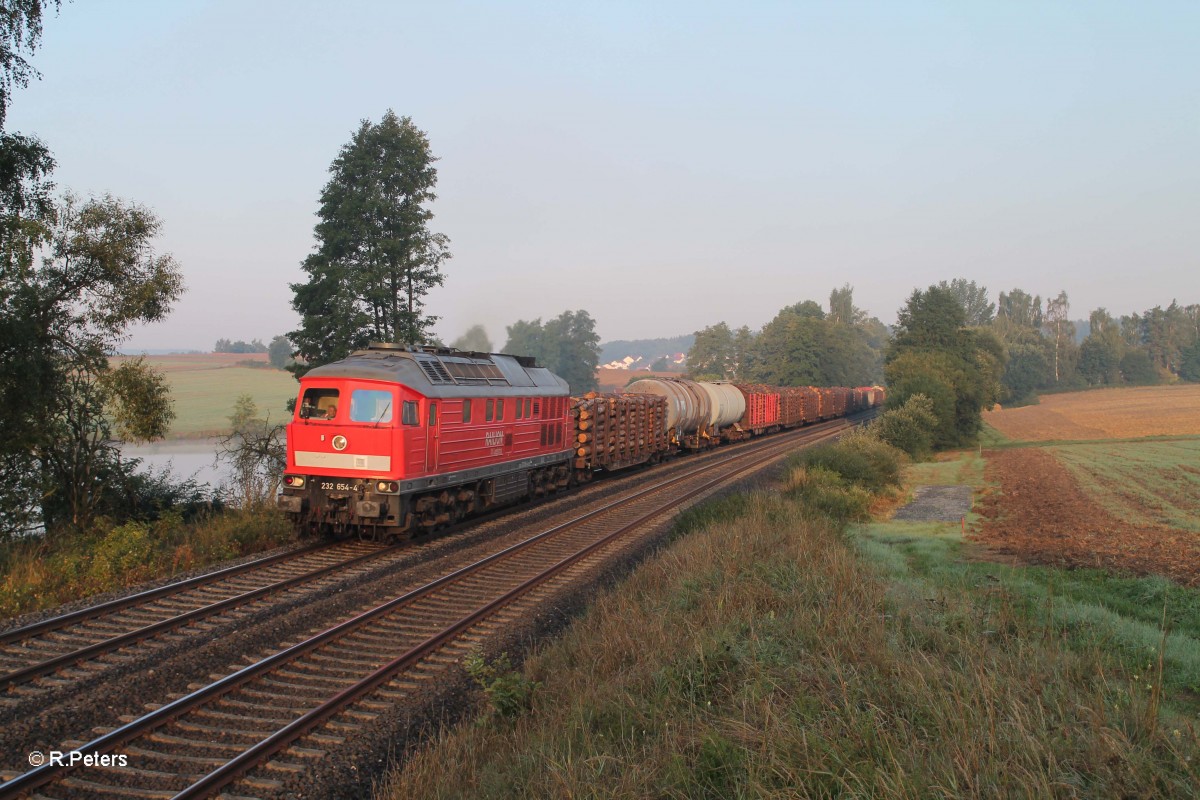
[1048,439,1200,532]
[0,508,296,621]
[858,452,1200,717]
[164,366,296,438]
[375,449,1200,799]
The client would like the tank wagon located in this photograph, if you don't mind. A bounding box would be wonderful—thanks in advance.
[279,344,885,540]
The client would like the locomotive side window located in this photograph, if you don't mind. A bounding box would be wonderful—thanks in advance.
[486,399,494,422]
[525,398,532,418]
[462,400,473,424]
[533,399,541,417]
[429,404,437,427]
[496,399,504,421]
[300,388,340,420]
[401,401,419,426]
[349,389,393,423]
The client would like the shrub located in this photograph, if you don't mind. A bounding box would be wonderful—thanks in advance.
[797,429,905,492]
[869,393,938,460]
[786,466,873,523]
[465,652,540,719]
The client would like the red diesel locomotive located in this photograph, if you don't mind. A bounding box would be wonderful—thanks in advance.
[278,344,574,537]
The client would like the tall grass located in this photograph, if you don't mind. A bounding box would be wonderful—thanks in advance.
[0,508,295,620]
[378,484,1200,799]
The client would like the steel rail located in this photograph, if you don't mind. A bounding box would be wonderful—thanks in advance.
[0,542,330,647]
[0,416,859,799]
[0,543,398,690]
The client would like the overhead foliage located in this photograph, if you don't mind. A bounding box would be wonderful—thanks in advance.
[290,111,450,375]
[0,0,59,129]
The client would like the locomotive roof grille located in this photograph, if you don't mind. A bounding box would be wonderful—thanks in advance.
[415,357,455,384]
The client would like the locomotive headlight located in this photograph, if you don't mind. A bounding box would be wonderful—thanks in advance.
[376,481,399,493]
[284,475,306,488]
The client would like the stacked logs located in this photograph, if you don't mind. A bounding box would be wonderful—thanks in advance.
[572,392,669,471]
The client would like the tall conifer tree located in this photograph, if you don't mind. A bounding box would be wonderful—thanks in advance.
[290,112,450,375]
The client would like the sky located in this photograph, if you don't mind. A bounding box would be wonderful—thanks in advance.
[8,0,1199,351]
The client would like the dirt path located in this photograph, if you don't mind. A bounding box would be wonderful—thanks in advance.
[974,448,1200,586]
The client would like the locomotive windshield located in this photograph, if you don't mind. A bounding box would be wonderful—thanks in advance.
[299,388,339,420]
[350,389,393,423]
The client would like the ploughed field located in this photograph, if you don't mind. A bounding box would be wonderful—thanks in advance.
[976,385,1200,586]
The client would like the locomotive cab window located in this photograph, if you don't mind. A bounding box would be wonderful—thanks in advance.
[300,388,340,420]
[349,389,392,423]
[401,401,419,426]
[428,404,437,427]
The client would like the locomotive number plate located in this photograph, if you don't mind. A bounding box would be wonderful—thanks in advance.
[320,481,357,492]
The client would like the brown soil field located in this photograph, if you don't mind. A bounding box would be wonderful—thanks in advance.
[983,384,1200,441]
[974,448,1200,586]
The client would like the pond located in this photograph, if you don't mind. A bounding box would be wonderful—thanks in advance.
[120,438,232,488]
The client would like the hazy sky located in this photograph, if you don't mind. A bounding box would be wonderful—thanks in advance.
[9,1,1198,351]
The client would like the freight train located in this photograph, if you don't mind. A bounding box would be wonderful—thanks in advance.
[277,344,883,539]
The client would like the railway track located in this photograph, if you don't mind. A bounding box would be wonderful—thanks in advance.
[0,416,855,800]
[0,540,398,696]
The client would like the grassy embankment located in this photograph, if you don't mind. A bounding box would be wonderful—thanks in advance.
[0,510,295,621]
[379,429,1200,798]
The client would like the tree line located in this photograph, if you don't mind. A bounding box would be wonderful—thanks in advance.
[686,284,888,388]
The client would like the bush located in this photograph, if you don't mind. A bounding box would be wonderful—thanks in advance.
[797,429,905,492]
[868,393,938,460]
[465,652,540,719]
[786,466,873,522]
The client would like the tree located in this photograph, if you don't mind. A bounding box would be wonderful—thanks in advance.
[0,0,60,129]
[216,394,287,508]
[1043,290,1075,384]
[1077,307,1123,386]
[748,297,882,387]
[995,288,1043,334]
[290,111,450,375]
[267,335,292,369]
[686,322,735,380]
[828,283,865,326]
[936,279,994,326]
[0,194,183,533]
[502,310,600,393]
[450,324,493,353]
[215,338,267,353]
[885,285,1004,447]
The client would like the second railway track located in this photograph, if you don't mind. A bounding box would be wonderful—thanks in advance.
[0,540,402,696]
[1,415,858,800]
